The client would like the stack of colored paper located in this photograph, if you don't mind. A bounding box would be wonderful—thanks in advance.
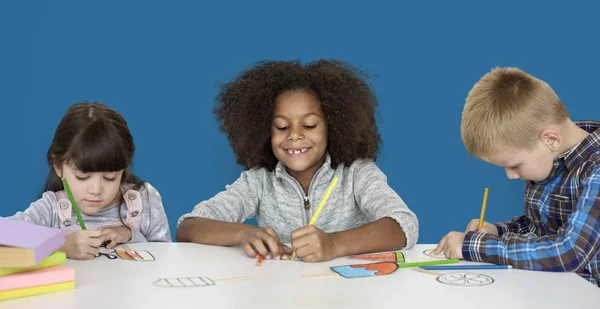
[0,218,75,301]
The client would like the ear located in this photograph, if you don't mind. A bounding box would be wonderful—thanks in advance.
[50,154,63,178]
[53,163,63,178]
[539,128,562,152]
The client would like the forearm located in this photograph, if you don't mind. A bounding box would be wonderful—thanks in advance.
[176,218,256,246]
[495,215,532,236]
[333,217,406,257]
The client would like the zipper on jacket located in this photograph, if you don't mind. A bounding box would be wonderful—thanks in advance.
[304,196,311,209]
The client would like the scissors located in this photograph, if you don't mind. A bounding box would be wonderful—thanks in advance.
[93,240,118,260]
[98,247,118,259]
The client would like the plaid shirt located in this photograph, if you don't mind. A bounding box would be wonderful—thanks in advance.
[462,121,600,286]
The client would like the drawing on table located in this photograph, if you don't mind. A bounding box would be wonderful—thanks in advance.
[115,250,155,261]
[436,272,494,286]
[153,276,250,287]
[96,248,155,261]
[423,249,447,259]
[153,277,215,287]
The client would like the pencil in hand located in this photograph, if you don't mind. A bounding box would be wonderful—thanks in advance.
[290,177,339,261]
[62,177,86,230]
[256,255,264,267]
[477,188,489,231]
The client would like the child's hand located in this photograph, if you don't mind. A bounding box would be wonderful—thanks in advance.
[240,226,292,260]
[431,231,465,259]
[99,226,132,249]
[290,225,340,262]
[465,219,499,235]
[62,230,108,260]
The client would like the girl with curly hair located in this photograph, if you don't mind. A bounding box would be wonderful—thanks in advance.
[177,59,418,262]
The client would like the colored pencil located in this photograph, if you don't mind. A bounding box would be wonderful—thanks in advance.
[256,255,264,267]
[477,188,489,231]
[213,276,251,283]
[411,267,442,276]
[290,177,339,261]
[61,178,86,229]
[419,264,512,270]
[396,258,459,269]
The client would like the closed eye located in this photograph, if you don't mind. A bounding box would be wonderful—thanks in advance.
[276,126,289,131]
[304,125,317,129]
[104,177,116,182]
[75,175,90,181]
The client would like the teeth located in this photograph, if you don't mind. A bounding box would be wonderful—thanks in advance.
[286,148,308,154]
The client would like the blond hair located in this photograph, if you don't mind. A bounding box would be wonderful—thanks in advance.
[461,67,569,160]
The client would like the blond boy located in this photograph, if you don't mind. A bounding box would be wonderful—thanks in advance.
[432,67,600,286]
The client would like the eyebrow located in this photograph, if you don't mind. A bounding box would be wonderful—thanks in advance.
[273,112,322,120]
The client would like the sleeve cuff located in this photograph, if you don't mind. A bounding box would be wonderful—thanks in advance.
[385,214,419,249]
[494,222,510,236]
[462,231,501,262]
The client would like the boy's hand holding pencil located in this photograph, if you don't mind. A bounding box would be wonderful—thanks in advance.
[465,219,499,235]
[432,188,491,260]
[464,188,498,235]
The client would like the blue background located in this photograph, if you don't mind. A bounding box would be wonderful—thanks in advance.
[1,1,599,244]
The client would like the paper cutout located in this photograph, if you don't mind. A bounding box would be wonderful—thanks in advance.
[154,277,215,287]
[153,276,250,287]
[348,251,405,262]
[115,250,155,261]
[330,262,398,278]
[96,248,155,261]
[436,272,494,286]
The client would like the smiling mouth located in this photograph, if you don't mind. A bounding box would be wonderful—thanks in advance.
[284,147,309,155]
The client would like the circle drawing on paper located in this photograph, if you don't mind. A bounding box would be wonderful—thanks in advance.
[436,272,494,287]
[422,249,445,259]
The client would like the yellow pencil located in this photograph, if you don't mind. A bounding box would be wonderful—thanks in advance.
[477,188,489,230]
[290,177,339,261]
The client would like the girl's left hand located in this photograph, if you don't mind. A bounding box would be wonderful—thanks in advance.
[290,225,340,262]
[99,226,132,249]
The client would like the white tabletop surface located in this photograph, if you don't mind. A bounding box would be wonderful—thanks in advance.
[1,243,598,309]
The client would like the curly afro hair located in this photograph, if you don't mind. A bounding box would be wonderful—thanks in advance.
[214,59,382,171]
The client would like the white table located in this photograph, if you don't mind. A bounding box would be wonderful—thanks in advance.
[1,243,598,308]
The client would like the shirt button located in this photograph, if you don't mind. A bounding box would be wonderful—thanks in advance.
[64,220,72,227]
[60,202,69,210]
[131,211,139,217]
[128,193,136,200]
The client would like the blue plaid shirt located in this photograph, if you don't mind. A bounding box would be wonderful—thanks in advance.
[462,121,600,286]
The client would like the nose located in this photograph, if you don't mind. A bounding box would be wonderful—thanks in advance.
[505,168,520,180]
[87,178,104,196]
[287,126,304,142]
